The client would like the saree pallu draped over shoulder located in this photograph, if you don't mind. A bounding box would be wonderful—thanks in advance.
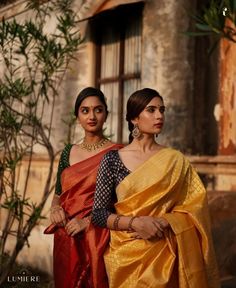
[105,148,220,288]
[44,144,122,288]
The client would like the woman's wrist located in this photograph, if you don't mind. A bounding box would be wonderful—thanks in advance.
[51,194,60,208]
[159,217,170,229]
[113,215,122,230]
[128,216,138,231]
[129,216,140,231]
[50,205,63,213]
[108,214,140,231]
[83,216,91,225]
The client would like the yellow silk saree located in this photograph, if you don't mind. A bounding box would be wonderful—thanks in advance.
[104,148,220,288]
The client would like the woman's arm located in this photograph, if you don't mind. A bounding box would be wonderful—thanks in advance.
[50,146,71,227]
[107,214,169,240]
[50,194,67,227]
[92,152,116,227]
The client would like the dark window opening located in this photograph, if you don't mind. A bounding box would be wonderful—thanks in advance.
[90,3,143,143]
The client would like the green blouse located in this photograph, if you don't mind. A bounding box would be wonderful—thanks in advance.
[55,144,73,195]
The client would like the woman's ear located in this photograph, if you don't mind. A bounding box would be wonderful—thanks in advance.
[131,117,138,126]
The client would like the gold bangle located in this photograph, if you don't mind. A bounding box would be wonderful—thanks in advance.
[128,216,137,231]
[113,215,121,230]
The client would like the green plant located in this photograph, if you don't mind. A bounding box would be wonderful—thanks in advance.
[187,0,236,47]
[0,0,81,284]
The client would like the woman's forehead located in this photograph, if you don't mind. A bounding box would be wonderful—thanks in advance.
[146,97,164,106]
[80,96,104,106]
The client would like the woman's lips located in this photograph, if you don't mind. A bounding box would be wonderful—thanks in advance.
[87,122,97,126]
[154,123,163,128]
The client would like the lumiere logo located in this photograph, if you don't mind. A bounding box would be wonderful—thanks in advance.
[7,269,40,285]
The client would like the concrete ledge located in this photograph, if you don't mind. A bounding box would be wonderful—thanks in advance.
[188,155,236,175]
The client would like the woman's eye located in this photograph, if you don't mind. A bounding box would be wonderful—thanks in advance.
[95,108,103,113]
[146,107,155,113]
[81,108,88,114]
[159,106,165,113]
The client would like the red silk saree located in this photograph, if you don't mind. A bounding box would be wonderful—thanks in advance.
[44,144,122,288]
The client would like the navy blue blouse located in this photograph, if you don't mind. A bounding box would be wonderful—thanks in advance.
[92,150,130,227]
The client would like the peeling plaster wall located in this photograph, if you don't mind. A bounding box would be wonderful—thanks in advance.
[219,35,236,154]
[142,0,195,152]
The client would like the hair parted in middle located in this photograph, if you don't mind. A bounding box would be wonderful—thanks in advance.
[126,88,163,143]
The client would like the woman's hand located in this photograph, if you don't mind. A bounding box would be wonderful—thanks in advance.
[131,216,169,240]
[50,205,67,227]
[65,217,90,237]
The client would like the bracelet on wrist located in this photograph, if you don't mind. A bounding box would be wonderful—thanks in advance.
[113,215,122,230]
[128,216,137,231]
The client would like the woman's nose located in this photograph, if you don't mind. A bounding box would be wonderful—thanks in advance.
[155,110,163,119]
[89,110,96,119]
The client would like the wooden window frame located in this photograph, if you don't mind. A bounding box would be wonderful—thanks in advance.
[93,3,143,143]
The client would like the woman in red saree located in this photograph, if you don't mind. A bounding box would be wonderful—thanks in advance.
[92,88,220,288]
[44,87,122,288]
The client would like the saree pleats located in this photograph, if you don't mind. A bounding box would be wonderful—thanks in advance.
[45,144,122,288]
[105,148,220,288]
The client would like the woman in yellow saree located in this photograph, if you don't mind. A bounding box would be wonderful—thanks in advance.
[92,88,220,288]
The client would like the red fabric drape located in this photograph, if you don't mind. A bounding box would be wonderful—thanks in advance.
[44,144,122,288]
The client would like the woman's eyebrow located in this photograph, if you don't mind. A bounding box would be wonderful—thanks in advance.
[145,105,165,108]
[80,105,104,108]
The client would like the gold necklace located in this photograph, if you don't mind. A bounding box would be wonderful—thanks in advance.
[79,138,109,152]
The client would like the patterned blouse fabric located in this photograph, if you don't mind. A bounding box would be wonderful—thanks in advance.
[92,150,130,227]
[55,144,73,195]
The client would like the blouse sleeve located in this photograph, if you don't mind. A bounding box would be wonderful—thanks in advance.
[92,151,116,227]
[55,144,72,195]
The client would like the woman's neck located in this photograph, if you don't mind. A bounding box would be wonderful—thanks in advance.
[130,135,159,153]
[83,132,105,144]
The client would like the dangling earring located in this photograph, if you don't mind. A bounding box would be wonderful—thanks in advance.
[132,124,141,139]
[154,134,158,142]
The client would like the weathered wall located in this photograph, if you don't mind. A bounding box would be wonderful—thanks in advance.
[142,0,195,152]
[218,26,236,155]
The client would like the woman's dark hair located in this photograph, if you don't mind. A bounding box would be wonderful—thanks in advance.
[74,87,108,118]
[126,88,163,143]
